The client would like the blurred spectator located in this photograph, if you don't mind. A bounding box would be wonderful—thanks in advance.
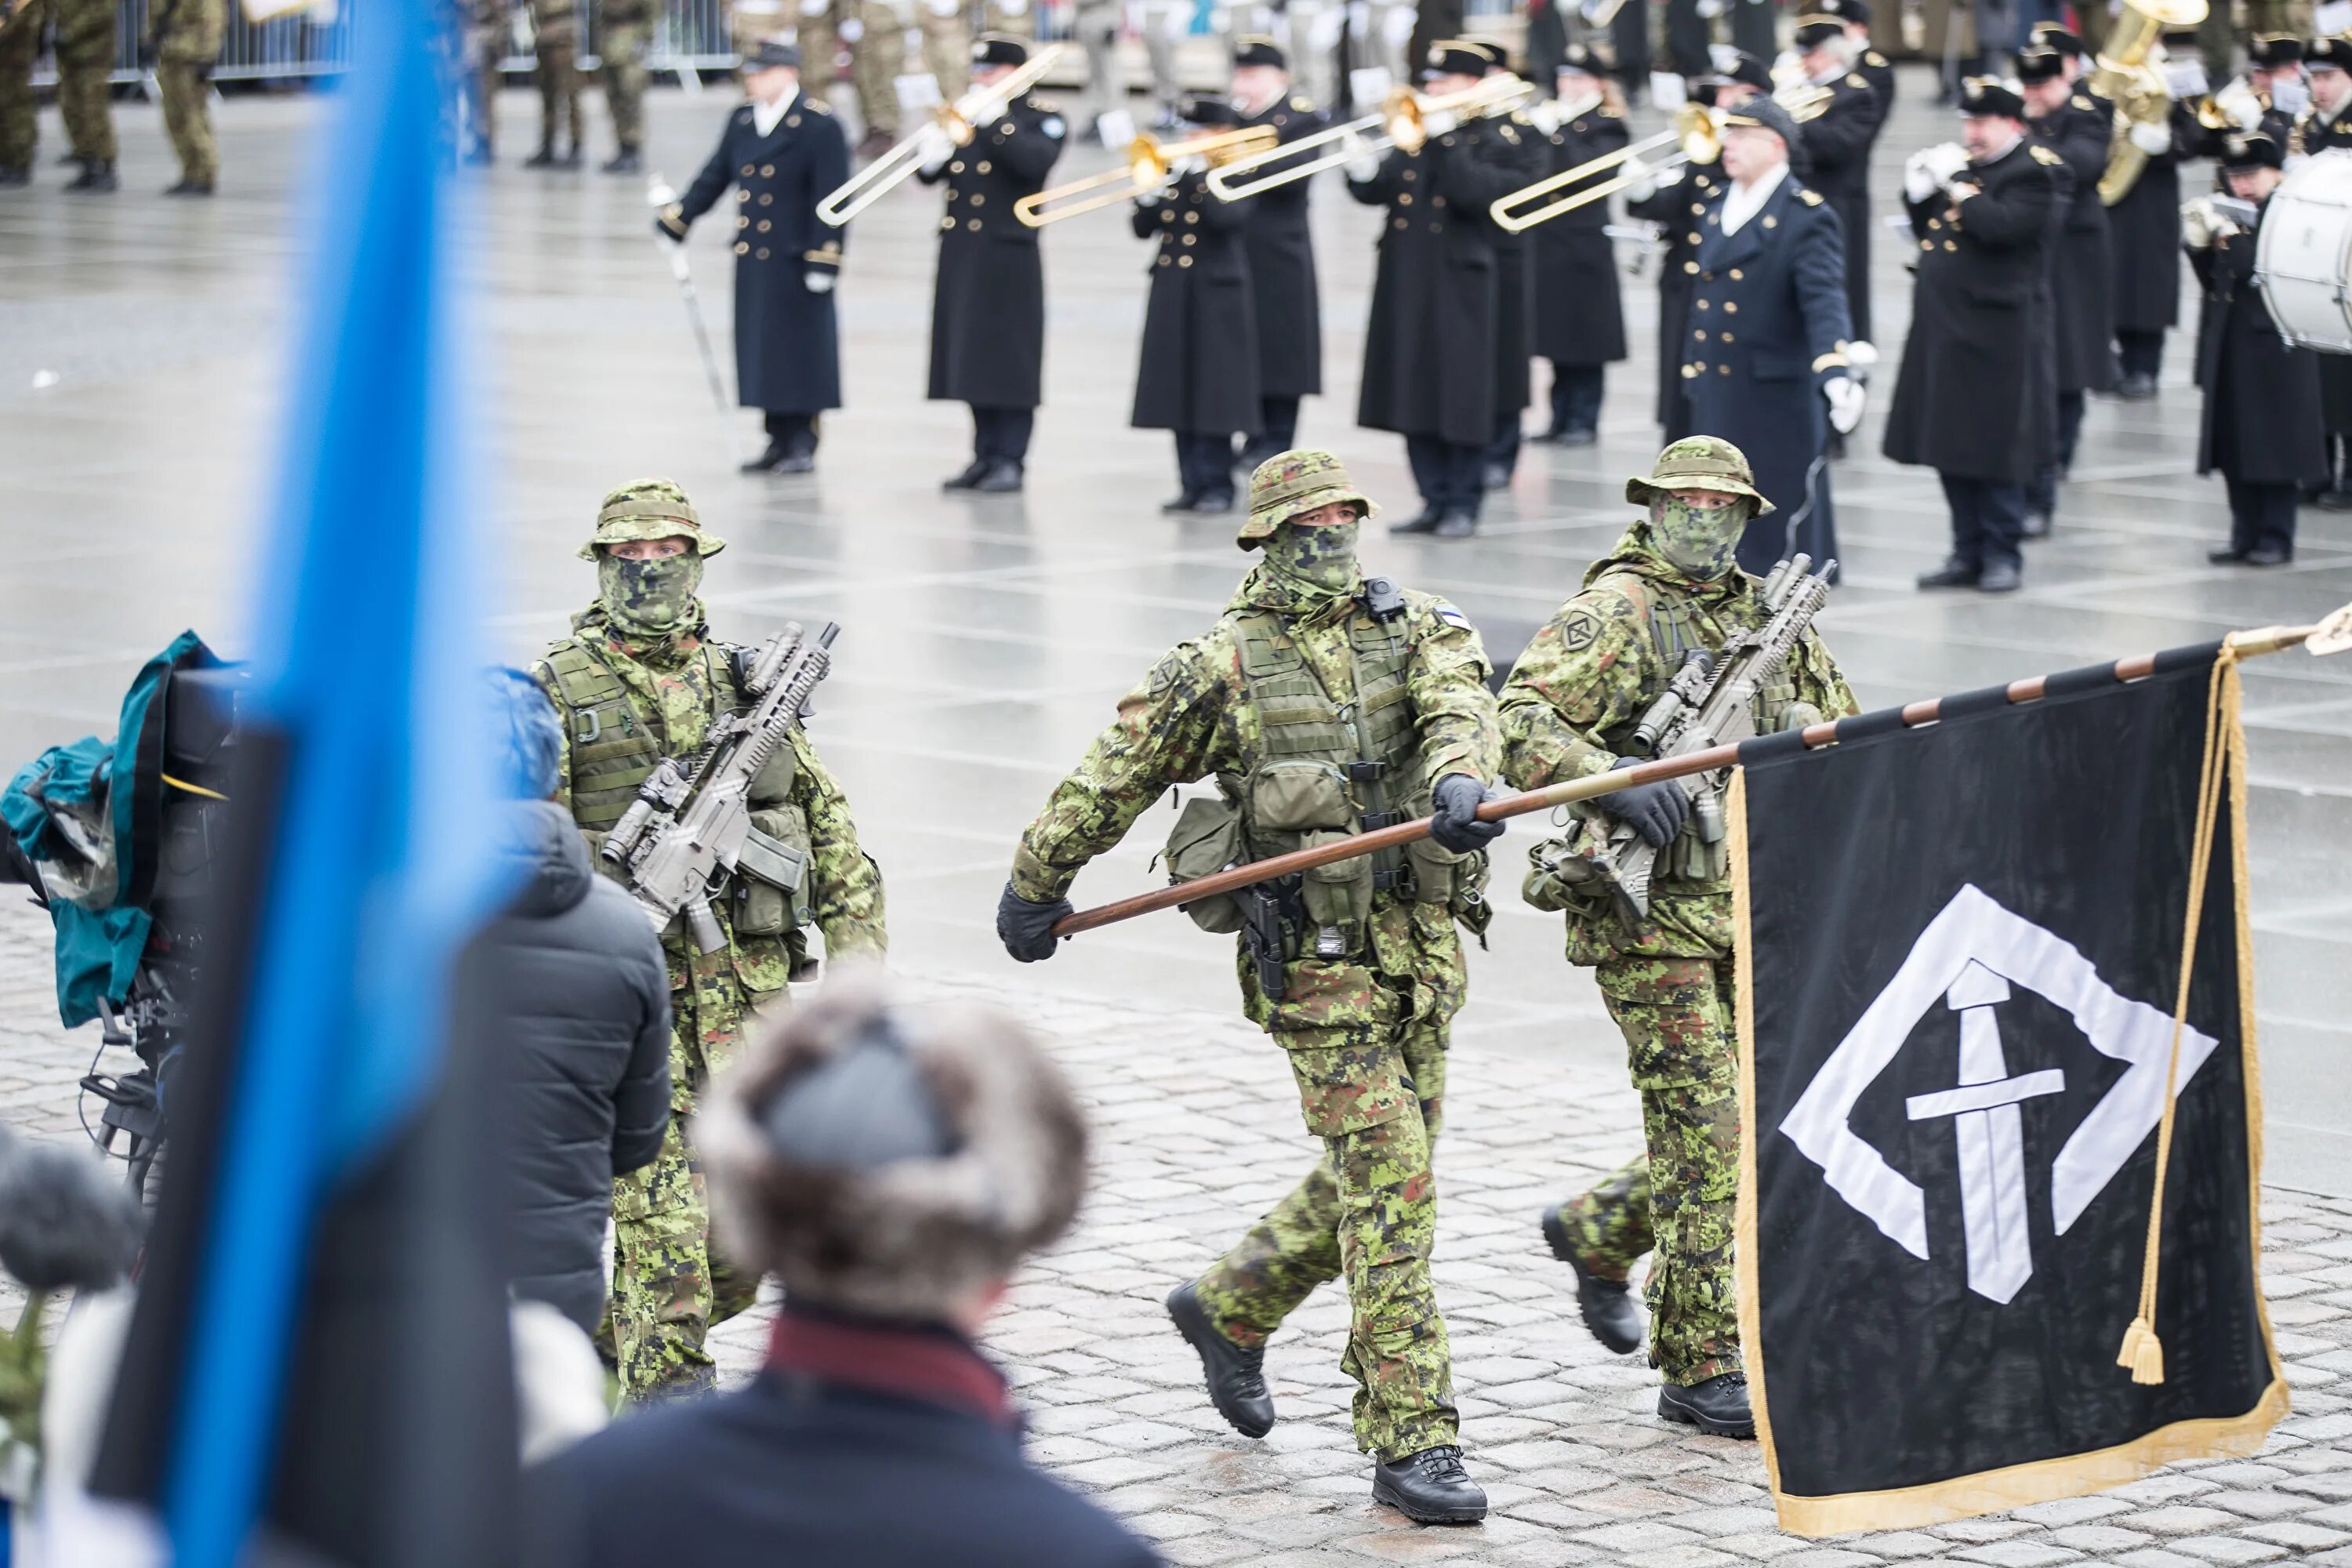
[526,975,1158,1568]
[464,668,672,1334]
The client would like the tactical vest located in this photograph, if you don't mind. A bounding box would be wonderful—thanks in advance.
[1163,599,1482,957]
[539,633,811,934]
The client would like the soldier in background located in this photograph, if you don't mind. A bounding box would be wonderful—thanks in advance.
[658,41,850,474]
[997,449,1503,1525]
[0,0,50,187]
[150,0,226,194]
[2020,42,2114,538]
[1131,95,1262,514]
[1501,437,1856,1442]
[51,0,117,191]
[1072,0,1124,140]
[1232,37,1327,470]
[532,478,886,1399]
[526,0,586,167]
[464,0,511,164]
[598,0,655,172]
[918,34,1065,492]
[1526,46,1628,447]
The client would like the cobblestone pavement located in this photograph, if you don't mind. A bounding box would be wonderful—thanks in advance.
[10,902,2352,1567]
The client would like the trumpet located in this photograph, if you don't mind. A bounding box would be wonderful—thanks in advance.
[815,45,1063,227]
[2194,76,2265,132]
[1013,125,1279,226]
[1204,74,1537,201]
[1489,82,1829,234]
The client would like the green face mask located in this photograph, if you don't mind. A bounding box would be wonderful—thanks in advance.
[598,551,705,634]
[1262,517,1360,595]
[1649,496,1748,582]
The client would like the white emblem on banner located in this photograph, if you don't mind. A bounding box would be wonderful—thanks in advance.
[1779,884,2219,1304]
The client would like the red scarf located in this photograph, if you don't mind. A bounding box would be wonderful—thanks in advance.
[765,1310,1014,1430]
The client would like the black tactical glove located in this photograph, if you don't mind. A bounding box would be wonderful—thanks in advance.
[1428,773,1504,855]
[1595,756,1689,848]
[997,881,1073,964]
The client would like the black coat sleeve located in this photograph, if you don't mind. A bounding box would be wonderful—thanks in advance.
[1430,129,1531,216]
[1951,164,2056,249]
[805,118,851,267]
[1803,93,1877,170]
[609,948,673,1175]
[1793,205,1855,385]
[1196,172,1250,233]
[1000,115,1065,183]
[1346,149,1409,205]
[2045,107,2109,196]
[678,120,737,224]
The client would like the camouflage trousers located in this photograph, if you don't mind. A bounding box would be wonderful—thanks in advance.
[0,0,49,172]
[602,942,763,1401]
[53,0,114,161]
[157,59,216,183]
[530,2,583,152]
[1194,1021,1456,1462]
[1551,955,1740,1387]
[598,10,652,152]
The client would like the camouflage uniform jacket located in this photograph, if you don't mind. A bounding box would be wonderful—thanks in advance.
[532,604,886,999]
[1013,567,1500,1033]
[1498,524,1855,964]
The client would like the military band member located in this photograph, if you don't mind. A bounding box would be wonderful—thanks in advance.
[1133,96,1263,514]
[996,449,1504,1523]
[2187,33,2306,156]
[1351,42,1548,538]
[1528,48,1630,447]
[1502,437,1857,1440]
[1231,38,1329,471]
[659,42,849,476]
[1786,16,1880,358]
[2108,33,2196,400]
[2191,132,2323,565]
[2020,44,2117,537]
[1677,98,1859,576]
[534,479,887,1399]
[1471,39,1546,491]
[1627,50,1770,441]
[1824,0,1895,342]
[917,34,1066,493]
[1887,78,2065,594]
[2299,37,2352,508]
[1835,0,1896,115]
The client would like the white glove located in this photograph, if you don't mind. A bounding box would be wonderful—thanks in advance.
[1903,148,1940,204]
[1418,107,1461,139]
[1342,130,1382,183]
[1624,155,1664,203]
[915,122,954,172]
[2129,120,2172,155]
[1824,376,1865,434]
[1846,338,1878,372]
[1528,100,1563,135]
[2230,93,2263,131]
[1929,141,1970,181]
[2181,198,2220,250]
[804,271,837,293]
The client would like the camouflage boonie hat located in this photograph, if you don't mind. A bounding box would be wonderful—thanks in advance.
[578,477,729,561]
[1238,449,1379,549]
[1624,436,1775,515]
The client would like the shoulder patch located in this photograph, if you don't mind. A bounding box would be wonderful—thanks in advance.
[1798,187,1824,205]
[1434,601,1472,630]
[2031,143,2063,165]
[1144,648,1189,697]
[1558,610,1604,652]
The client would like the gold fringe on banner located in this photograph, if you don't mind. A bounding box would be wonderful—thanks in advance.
[1732,653,2289,1538]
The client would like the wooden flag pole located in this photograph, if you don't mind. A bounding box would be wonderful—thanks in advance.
[1047,604,2350,940]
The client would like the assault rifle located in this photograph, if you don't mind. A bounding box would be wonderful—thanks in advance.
[601,622,838,951]
[1544,554,1835,931]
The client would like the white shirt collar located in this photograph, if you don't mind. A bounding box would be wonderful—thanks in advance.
[1719,160,1789,235]
[753,85,799,137]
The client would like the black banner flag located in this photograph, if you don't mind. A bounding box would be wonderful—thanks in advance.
[1731,646,2285,1534]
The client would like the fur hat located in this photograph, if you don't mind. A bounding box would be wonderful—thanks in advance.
[696,971,1089,1320]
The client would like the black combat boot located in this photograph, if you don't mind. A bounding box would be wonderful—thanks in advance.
[1160,489,1206,513]
[971,461,1023,493]
[1915,557,1980,590]
[1371,1446,1488,1523]
[942,459,989,491]
[1388,504,1443,535]
[524,143,557,168]
[1540,1207,1643,1356]
[1657,1371,1755,1438]
[0,165,28,187]
[741,440,792,474]
[603,146,642,174]
[1165,1283,1275,1439]
[65,158,117,192]
[163,177,215,196]
[1976,560,2022,593]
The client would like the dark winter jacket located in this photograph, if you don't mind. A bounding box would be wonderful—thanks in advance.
[472,799,673,1331]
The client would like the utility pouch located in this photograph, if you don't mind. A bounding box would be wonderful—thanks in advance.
[1403,833,1469,906]
[1523,829,1613,918]
[1164,792,1248,935]
[731,805,811,937]
[1298,827,1373,933]
[1247,759,1356,834]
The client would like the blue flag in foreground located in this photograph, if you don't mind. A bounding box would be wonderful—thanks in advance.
[83,0,518,1560]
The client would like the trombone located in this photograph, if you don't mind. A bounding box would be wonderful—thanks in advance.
[815,44,1063,227]
[1013,125,1279,226]
[1204,74,1537,201]
[1489,82,1829,234]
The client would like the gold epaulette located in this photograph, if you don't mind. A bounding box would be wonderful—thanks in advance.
[1846,72,1867,88]
[2031,143,2063,165]
[806,97,832,114]
[1864,49,1888,66]
[1290,93,1314,110]
[1798,187,1824,205]
[2072,93,2094,111]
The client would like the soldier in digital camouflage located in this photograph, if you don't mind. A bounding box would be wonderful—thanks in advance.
[531,477,887,1403]
[995,450,1504,1525]
[1498,437,1856,1439]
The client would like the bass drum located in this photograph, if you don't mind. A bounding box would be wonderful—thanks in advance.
[2257,148,2352,352]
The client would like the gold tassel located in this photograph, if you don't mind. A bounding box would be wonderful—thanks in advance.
[2132,1329,2166,1386]
[2116,1316,2149,1370]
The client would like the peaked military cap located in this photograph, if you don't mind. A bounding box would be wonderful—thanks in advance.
[2222,129,2286,168]
[1181,93,1240,126]
[1704,45,1777,93]
[1720,95,1804,149]
[1232,34,1287,68]
[1423,39,1496,78]
[1958,75,2027,118]
[743,38,802,71]
[2249,33,2305,67]
[2016,46,2069,84]
[1240,449,1378,547]
[1559,43,1605,78]
[581,477,728,559]
[1625,437,1775,514]
[2310,35,2352,70]
[2029,22,2085,54]
[1792,16,1845,47]
[972,32,1028,68]
[1822,0,1871,24]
